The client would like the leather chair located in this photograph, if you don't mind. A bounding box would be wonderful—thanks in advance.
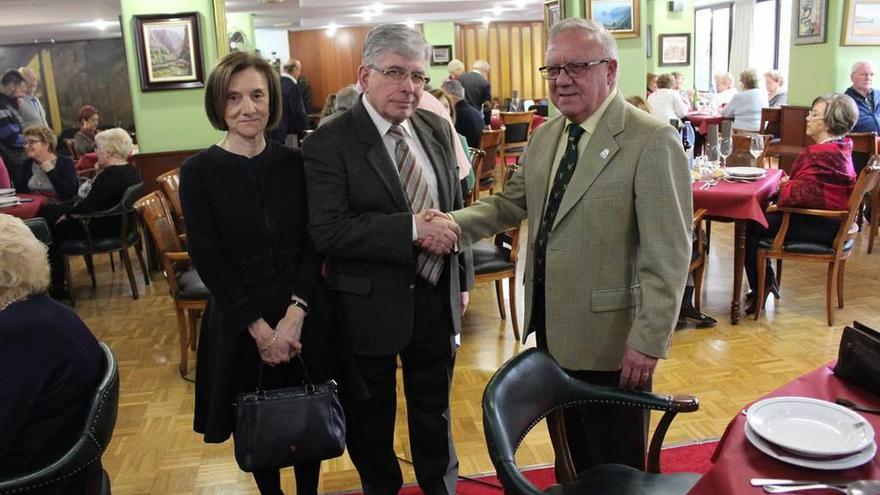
[847,131,879,253]
[61,183,150,304]
[755,158,880,325]
[472,227,522,340]
[0,342,119,495]
[499,111,535,167]
[135,192,208,377]
[483,348,701,495]
[474,129,504,202]
[155,168,186,237]
[23,217,52,246]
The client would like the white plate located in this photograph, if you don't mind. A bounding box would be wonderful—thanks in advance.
[0,196,19,206]
[725,167,766,178]
[747,397,874,457]
[0,188,15,196]
[745,422,877,470]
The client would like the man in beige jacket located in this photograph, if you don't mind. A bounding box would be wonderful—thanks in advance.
[443,18,692,473]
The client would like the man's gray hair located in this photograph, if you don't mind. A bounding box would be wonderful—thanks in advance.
[473,59,490,74]
[547,18,618,60]
[334,85,360,112]
[441,79,465,99]
[362,24,429,66]
[851,60,874,74]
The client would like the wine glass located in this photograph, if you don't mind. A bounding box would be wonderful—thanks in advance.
[750,136,765,166]
[705,143,720,164]
[719,137,732,169]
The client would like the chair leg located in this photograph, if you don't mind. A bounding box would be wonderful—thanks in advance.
[119,247,139,300]
[775,259,783,292]
[870,202,879,255]
[63,255,75,306]
[837,259,846,309]
[705,220,712,253]
[755,251,767,320]
[84,254,97,288]
[109,252,115,272]
[175,306,189,376]
[135,241,150,285]
[826,262,838,326]
[693,263,705,312]
[188,308,200,351]
[508,276,520,341]
[494,279,506,320]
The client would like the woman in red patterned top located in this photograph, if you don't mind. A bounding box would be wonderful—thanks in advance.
[745,93,858,314]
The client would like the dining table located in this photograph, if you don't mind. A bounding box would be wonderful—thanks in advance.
[692,168,784,324]
[689,362,880,494]
[0,193,47,219]
[685,112,728,135]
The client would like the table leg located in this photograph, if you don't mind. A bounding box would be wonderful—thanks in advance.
[731,220,746,324]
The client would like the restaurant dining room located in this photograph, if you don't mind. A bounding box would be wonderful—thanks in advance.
[2,0,880,494]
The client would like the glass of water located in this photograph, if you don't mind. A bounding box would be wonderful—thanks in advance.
[750,136,765,166]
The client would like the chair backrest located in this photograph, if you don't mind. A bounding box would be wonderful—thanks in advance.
[495,227,521,264]
[478,129,504,181]
[23,217,52,246]
[847,132,879,155]
[155,168,183,221]
[134,192,185,295]
[0,342,119,493]
[729,133,771,167]
[63,138,79,160]
[839,157,880,245]
[500,111,535,147]
[760,107,781,137]
[466,147,485,205]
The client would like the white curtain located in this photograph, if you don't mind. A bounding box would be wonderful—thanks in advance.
[728,0,755,82]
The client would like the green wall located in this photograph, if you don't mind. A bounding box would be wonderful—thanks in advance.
[120,0,223,153]
[423,22,456,85]
[227,13,256,53]
[646,0,694,85]
[788,1,876,106]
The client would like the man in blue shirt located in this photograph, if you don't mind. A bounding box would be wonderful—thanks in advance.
[845,60,879,133]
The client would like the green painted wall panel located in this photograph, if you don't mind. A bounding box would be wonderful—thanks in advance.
[423,22,456,85]
[646,0,694,86]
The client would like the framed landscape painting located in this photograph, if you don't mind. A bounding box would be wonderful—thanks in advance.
[793,0,828,45]
[544,0,565,34]
[658,33,690,66]
[842,0,880,46]
[133,12,205,91]
[430,45,452,65]
[584,0,639,38]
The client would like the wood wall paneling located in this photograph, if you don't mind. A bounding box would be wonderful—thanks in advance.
[133,149,201,195]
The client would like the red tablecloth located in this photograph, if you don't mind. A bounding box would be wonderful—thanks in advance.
[690,363,880,494]
[692,169,783,228]
[0,193,47,219]
[686,112,728,134]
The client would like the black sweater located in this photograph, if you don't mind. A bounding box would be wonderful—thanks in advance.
[12,155,78,200]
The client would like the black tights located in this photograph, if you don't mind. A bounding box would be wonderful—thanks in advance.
[252,461,321,495]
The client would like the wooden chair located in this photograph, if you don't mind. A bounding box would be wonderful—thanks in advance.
[472,227,522,340]
[63,138,80,160]
[465,147,485,206]
[134,192,208,377]
[760,107,781,138]
[499,111,535,167]
[473,129,504,202]
[767,105,811,173]
[156,168,185,236]
[690,209,708,313]
[728,133,772,168]
[848,131,879,253]
[755,158,880,325]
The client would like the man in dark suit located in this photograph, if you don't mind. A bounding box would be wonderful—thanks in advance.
[303,24,473,495]
[268,58,308,146]
[441,79,484,148]
[457,60,491,109]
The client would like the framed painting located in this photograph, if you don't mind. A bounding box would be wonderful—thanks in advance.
[842,0,880,46]
[658,33,690,66]
[430,45,452,66]
[793,0,828,45]
[544,0,565,34]
[133,12,205,91]
[584,0,639,38]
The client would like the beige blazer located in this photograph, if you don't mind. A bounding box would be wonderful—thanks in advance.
[452,93,692,371]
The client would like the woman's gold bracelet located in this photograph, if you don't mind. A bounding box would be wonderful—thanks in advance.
[258,331,277,352]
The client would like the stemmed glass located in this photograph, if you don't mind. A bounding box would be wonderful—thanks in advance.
[750,136,765,167]
[719,136,732,169]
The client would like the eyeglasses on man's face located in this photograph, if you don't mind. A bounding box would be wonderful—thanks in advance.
[369,65,430,86]
[538,59,610,80]
[25,138,44,146]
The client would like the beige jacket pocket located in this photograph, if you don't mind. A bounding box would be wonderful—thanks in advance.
[591,285,642,312]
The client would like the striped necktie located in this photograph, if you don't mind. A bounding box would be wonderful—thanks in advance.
[388,124,443,285]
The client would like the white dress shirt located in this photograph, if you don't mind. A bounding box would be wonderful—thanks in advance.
[647,88,688,124]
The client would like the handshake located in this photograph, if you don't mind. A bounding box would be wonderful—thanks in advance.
[415,208,461,255]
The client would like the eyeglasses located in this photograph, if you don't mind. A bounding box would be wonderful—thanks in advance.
[806,111,825,120]
[369,65,430,86]
[538,59,610,80]
[24,138,43,146]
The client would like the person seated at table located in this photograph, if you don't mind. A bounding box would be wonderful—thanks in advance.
[12,125,77,201]
[672,71,694,109]
[646,72,658,98]
[0,213,103,493]
[73,105,99,156]
[626,95,651,114]
[41,128,141,299]
[722,69,768,132]
[765,70,787,107]
[744,93,858,314]
[709,73,736,112]
[648,73,688,124]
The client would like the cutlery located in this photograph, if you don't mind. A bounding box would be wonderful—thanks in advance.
[836,398,880,415]
[751,479,847,487]
[763,480,880,494]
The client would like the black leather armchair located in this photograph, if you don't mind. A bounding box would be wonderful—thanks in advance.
[0,342,119,495]
[23,217,52,246]
[483,348,701,495]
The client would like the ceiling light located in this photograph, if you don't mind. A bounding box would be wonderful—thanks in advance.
[361,10,374,20]
[404,19,417,29]
[371,3,386,13]
[492,6,504,16]
[272,22,292,28]
[481,17,492,26]
[513,0,527,8]
[326,23,338,36]
[257,0,284,3]
[87,19,116,31]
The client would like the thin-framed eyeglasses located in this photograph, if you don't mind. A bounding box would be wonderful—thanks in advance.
[806,110,825,120]
[368,65,430,86]
[24,138,43,146]
[538,59,610,80]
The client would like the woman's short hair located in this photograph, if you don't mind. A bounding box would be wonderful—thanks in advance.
[812,93,859,136]
[95,128,133,159]
[764,70,785,87]
[79,104,98,122]
[626,95,651,113]
[0,214,50,307]
[646,72,657,86]
[429,88,456,123]
[739,69,759,90]
[656,73,675,89]
[714,72,733,88]
[204,51,282,132]
[23,125,57,153]
[334,85,360,113]
[447,59,465,75]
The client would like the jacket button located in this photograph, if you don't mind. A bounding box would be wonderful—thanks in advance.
[408,284,415,289]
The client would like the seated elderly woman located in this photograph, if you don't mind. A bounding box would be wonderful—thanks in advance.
[0,213,103,492]
[744,93,859,314]
[722,69,768,132]
[13,125,78,200]
[41,128,141,298]
[765,70,787,107]
[709,72,737,112]
[73,105,99,156]
[647,73,688,124]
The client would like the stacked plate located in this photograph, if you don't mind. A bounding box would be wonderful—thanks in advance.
[0,189,19,208]
[725,166,767,181]
[745,397,877,470]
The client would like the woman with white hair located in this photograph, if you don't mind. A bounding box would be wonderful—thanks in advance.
[0,213,103,492]
[709,72,737,112]
[765,70,787,107]
[41,128,141,298]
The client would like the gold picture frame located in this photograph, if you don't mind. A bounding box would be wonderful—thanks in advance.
[584,0,640,39]
[544,0,566,34]
[841,0,880,46]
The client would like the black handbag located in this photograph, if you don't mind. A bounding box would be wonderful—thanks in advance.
[833,321,880,396]
[233,355,346,472]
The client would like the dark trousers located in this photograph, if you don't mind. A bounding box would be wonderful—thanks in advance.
[343,277,457,495]
[745,212,840,291]
[252,462,320,495]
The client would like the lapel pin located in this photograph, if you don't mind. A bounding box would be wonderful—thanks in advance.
[600,149,609,159]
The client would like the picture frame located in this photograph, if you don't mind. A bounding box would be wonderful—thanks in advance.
[842,0,880,46]
[658,33,690,66]
[584,0,639,39]
[430,45,452,66]
[793,0,828,45]
[132,12,205,91]
[544,0,565,34]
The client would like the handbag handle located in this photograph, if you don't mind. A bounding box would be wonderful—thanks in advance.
[256,353,316,396]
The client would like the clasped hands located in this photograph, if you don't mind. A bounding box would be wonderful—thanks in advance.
[248,304,307,366]
[415,208,461,255]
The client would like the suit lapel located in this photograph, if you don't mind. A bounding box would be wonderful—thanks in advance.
[352,101,411,212]
[553,93,626,229]
[411,111,452,210]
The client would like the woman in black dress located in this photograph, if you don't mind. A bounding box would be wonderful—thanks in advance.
[180,51,327,495]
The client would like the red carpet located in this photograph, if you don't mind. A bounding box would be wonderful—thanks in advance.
[335,440,718,495]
